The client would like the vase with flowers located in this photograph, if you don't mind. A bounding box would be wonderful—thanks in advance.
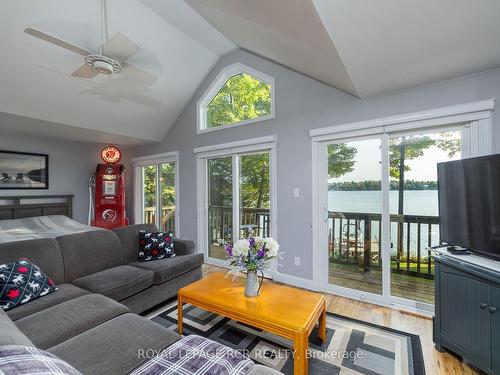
[224,237,280,297]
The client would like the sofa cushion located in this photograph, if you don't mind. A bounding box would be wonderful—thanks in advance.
[113,223,158,263]
[0,258,57,311]
[120,267,203,314]
[7,283,89,321]
[49,313,180,375]
[16,294,129,349]
[56,230,124,282]
[72,265,154,301]
[0,345,82,375]
[0,309,33,346]
[130,253,204,285]
[0,238,65,284]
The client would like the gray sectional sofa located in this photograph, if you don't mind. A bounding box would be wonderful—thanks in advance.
[0,223,203,318]
[0,223,281,375]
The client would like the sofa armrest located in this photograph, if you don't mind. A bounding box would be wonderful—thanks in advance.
[248,365,285,375]
[173,238,196,256]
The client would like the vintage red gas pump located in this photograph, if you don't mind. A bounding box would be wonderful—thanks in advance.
[89,146,128,229]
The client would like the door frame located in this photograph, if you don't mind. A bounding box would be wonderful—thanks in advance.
[312,99,494,314]
[195,136,278,274]
[132,151,180,236]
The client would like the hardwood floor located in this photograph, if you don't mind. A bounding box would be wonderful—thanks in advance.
[202,264,481,375]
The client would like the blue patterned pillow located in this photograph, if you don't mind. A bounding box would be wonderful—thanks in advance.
[0,258,57,311]
[138,230,175,261]
[0,345,82,374]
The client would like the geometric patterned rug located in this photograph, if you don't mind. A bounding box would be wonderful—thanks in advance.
[149,300,426,375]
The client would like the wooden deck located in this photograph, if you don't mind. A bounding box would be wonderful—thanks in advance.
[209,244,227,260]
[329,262,434,304]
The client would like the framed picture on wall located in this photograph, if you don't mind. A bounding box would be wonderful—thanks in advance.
[0,151,49,189]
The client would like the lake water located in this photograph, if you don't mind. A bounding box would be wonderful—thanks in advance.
[329,190,439,216]
[328,190,440,256]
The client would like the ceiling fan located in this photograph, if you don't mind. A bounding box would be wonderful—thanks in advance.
[24,0,158,86]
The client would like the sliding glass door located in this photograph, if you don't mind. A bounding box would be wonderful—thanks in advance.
[142,165,157,225]
[159,162,176,233]
[239,153,271,239]
[207,157,233,260]
[389,129,462,304]
[202,150,272,263]
[327,139,383,295]
[317,125,466,309]
[137,155,178,235]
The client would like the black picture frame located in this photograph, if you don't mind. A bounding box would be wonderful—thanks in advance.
[0,150,49,190]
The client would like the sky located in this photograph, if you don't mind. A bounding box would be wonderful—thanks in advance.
[330,130,462,182]
[0,154,44,175]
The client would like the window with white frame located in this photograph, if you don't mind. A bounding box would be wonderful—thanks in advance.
[311,99,494,312]
[195,136,277,265]
[197,63,275,133]
[132,152,179,235]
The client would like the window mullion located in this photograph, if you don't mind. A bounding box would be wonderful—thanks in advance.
[232,155,240,242]
[381,133,391,301]
[140,167,145,224]
[156,164,161,230]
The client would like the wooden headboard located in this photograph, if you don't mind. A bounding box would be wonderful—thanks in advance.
[0,195,74,220]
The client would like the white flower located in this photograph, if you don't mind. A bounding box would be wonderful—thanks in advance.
[264,237,279,257]
[232,239,250,257]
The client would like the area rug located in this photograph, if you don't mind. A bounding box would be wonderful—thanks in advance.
[149,300,425,375]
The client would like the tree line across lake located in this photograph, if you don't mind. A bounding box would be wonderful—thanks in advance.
[328,180,438,191]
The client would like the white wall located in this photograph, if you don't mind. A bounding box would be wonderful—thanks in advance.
[132,49,500,281]
[0,113,135,224]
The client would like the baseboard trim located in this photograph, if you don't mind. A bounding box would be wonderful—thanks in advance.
[272,271,316,291]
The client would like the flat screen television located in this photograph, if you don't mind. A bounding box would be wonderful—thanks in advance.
[438,154,500,260]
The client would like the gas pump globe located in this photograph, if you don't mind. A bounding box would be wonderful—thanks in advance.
[89,146,128,229]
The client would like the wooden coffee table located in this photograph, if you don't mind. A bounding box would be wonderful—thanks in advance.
[178,272,326,375]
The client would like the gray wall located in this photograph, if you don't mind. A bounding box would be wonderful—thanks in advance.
[0,127,135,224]
[132,49,500,281]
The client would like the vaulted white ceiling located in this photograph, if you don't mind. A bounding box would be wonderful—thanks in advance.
[188,0,500,98]
[312,0,500,97]
[0,0,235,144]
[1,0,499,144]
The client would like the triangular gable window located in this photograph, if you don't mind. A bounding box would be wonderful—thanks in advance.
[198,63,275,133]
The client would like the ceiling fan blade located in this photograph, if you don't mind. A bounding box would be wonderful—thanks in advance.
[120,63,158,86]
[102,32,140,61]
[34,64,89,82]
[25,28,92,56]
[71,64,99,79]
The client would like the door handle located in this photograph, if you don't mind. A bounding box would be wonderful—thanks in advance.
[480,302,488,309]
[322,207,329,223]
[489,306,497,313]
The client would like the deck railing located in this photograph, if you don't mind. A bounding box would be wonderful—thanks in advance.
[328,211,439,279]
[208,205,270,245]
[144,206,175,232]
[207,206,439,280]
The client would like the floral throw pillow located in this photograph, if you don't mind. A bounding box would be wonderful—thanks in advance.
[0,259,57,311]
[138,230,175,262]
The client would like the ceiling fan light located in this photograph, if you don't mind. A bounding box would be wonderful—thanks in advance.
[94,60,114,74]
[85,54,121,75]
